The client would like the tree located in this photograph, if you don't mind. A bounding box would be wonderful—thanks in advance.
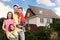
[0,18,5,29]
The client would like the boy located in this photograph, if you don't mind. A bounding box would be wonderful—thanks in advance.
[18,7,26,31]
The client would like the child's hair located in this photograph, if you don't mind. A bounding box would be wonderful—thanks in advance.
[18,7,23,11]
[9,24,15,32]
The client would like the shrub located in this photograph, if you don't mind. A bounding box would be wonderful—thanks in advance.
[25,27,52,40]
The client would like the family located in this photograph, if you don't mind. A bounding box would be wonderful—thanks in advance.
[2,5,26,40]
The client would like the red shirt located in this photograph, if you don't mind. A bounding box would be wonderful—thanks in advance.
[18,12,26,22]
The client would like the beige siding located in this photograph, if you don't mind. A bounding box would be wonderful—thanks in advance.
[29,17,37,24]
[29,17,52,27]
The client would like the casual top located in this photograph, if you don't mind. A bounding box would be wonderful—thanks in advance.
[3,19,15,32]
[13,14,19,25]
[7,31,18,38]
[18,12,26,22]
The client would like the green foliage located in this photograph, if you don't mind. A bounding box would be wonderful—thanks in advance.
[0,18,5,29]
[52,18,60,31]
[0,30,5,40]
[25,27,53,40]
[0,18,60,40]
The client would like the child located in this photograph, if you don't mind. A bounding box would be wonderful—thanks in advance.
[6,24,18,40]
[18,7,25,40]
[18,7,26,31]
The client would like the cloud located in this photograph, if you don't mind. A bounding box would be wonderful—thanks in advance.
[2,0,11,2]
[55,7,60,16]
[55,0,60,5]
[0,2,13,18]
[36,0,56,6]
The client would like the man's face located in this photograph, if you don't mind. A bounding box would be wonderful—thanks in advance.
[13,6,18,12]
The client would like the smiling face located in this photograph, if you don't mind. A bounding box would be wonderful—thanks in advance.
[7,12,13,19]
[8,13,12,19]
[18,9,23,13]
[13,5,18,13]
[10,25,15,31]
[18,7,23,13]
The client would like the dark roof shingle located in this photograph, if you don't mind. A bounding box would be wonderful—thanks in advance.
[28,5,60,19]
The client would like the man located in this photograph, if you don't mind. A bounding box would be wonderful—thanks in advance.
[13,5,25,40]
[13,5,19,25]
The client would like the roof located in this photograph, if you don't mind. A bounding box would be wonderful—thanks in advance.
[27,5,60,19]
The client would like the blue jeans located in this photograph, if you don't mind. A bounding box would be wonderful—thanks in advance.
[18,31,25,40]
[19,22,25,26]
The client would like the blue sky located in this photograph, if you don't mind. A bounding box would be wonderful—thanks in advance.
[0,0,60,18]
[0,0,56,11]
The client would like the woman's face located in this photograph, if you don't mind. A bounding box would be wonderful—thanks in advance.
[8,13,12,19]
[10,25,15,31]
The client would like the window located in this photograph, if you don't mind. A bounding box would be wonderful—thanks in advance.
[47,19,50,23]
[40,18,44,23]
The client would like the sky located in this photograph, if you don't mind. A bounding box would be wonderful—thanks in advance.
[0,0,60,18]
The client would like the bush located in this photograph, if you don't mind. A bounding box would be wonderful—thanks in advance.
[25,27,52,40]
[0,30,5,40]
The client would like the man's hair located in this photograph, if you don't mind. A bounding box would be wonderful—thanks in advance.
[18,7,23,11]
[13,5,18,7]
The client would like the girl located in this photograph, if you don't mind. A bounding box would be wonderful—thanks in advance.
[6,24,18,40]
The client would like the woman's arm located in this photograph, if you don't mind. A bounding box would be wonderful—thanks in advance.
[2,24,6,31]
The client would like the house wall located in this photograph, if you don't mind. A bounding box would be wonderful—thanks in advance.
[39,18,52,27]
[29,17,52,27]
[37,17,46,26]
[29,17,38,25]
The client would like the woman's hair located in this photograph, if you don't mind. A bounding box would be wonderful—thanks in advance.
[7,11,13,19]
[9,24,15,32]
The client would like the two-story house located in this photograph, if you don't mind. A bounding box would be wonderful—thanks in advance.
[25,5,60,27]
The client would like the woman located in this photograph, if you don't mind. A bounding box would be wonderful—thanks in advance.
[2,11,15,40]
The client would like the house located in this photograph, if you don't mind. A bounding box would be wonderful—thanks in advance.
[25,5,60,27]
